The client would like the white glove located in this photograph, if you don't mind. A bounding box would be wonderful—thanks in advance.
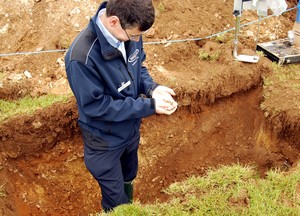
[155,98,178,115]
[152,86,178,115]
[152,86,176,102]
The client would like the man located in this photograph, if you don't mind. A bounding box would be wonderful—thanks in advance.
[65,0,178,212]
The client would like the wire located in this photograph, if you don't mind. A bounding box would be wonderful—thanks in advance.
[0,49,67,57]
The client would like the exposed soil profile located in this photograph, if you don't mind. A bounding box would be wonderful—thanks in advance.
[0,0,299,215]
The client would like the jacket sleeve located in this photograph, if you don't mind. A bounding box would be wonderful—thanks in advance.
[66,61,156,122]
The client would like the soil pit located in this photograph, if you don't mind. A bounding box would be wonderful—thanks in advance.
[1,86,299,216]
[0,0,300,215]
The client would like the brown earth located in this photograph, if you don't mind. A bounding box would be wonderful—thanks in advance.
[0,0,300,215]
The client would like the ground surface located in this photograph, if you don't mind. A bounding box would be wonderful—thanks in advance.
[0,0,300,215]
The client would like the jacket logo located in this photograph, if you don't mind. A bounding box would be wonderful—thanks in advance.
[128,49,139,65]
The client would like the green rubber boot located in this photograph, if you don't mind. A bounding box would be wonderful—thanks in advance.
[124,181,134,204]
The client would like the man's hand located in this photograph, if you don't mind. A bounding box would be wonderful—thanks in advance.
[152,86,178,115]
[152,86,176,102]
[155,98,178,115]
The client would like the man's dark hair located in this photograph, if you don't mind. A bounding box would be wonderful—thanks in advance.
[106,0,155,32]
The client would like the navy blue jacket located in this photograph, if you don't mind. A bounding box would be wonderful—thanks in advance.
[65,2,158,150]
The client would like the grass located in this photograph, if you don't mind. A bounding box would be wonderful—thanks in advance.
[260,63,300,118]
[212,34,230,44]
[198,49,221,61]
[0,182,6,198]
[0,71,5,81]
[267,63,300,84]
[158,3,166,13]
[0,94,70,122]
[90,164,300,216]
[0,166,6,198]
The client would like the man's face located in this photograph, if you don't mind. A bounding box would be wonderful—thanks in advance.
[122,27,146,42]
[107,16,147,42]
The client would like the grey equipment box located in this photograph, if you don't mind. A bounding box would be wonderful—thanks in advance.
[256,38,300,65]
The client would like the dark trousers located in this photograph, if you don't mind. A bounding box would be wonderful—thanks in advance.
[81,128,139,210]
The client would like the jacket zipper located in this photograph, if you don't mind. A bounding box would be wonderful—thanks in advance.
[118,63,134,92]
[118,63,127,81]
